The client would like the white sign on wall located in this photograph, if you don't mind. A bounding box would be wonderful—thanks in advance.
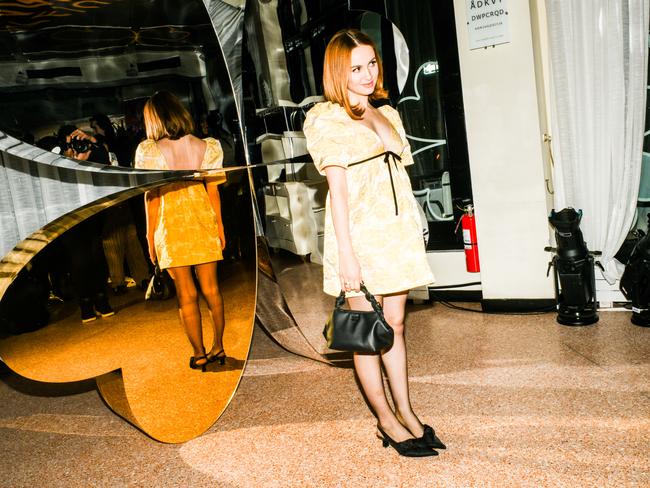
[465,0,510,50]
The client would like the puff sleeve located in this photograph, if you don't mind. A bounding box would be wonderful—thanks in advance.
[303,102,356,175]
[134,139,163,170]
[202,137,227,185]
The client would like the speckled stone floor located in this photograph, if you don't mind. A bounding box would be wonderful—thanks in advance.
[0,303,648,487]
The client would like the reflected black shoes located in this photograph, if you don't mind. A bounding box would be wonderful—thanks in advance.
[189,355,208,372]
[207,349,226,365]
[80,294,114,323]
[94,293,114,318]
[377,427,438,457]
[80,298,96,323]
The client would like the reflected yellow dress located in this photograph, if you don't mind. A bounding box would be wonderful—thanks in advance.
[303,102,435,297]
[134,137,226,270]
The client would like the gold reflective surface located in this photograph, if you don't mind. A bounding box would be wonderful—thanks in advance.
[0,255,254,443]
[0,174,256,442]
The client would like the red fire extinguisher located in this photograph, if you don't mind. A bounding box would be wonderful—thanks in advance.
[456,204,480,273]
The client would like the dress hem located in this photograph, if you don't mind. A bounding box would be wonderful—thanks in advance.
[160,255,224,270]
[323,277,435,298]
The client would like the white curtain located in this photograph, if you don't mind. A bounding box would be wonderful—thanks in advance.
[546,0,649,282]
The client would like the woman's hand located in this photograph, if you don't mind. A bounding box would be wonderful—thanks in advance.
[143,190,160,265]
[339,252,362,293]
[218,226,227,251]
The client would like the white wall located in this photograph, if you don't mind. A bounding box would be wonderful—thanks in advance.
[452,0,553,299]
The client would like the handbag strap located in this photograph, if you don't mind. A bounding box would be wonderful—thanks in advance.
[335,284,385,317]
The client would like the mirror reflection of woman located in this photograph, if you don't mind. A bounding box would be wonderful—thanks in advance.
[135,91,227,371]
[303,30,446,457]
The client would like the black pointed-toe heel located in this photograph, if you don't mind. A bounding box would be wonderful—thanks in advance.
[207,349,226,365]
[189,355,208,372]
[376,427,438,457]
[421,424,446,450]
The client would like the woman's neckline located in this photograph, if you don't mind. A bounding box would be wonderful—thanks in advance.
[347,105,403,154]
[154,136,209,171]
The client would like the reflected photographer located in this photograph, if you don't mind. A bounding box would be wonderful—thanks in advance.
[56,124,109,164]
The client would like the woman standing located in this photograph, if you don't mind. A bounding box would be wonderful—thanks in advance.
[135,91,227,371]
[303,29,445,457]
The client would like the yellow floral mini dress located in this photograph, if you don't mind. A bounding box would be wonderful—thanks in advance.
[134,137,226,270]
[303,101,435,297]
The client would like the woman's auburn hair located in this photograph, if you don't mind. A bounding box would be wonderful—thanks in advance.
[143,91,195,141]
[322,29,388,119]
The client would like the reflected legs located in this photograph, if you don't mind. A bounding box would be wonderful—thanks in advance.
[167,262,225,366]
[167,265,207,366]
[102,215,126,288]
[103,205,149,290]
[194,262,226,359]
[64,217,112,321]
[123,218,150,287]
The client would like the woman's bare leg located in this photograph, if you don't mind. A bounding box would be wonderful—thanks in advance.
[194,261,225,358]
[167,266,206,365]
[380,292,424,437]
[349,295,413,442]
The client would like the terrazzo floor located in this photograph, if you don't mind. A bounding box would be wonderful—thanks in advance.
[0,302,648,487]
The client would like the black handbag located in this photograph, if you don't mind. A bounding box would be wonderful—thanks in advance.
[323,284,394,352]
[145,263,175,300]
